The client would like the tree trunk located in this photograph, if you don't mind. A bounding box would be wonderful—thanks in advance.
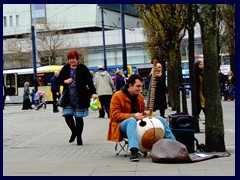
[168,45,182,113]
[199,4,226,152]
[188,5,200,132]
[229,47,235,74]
[167,56,175,111]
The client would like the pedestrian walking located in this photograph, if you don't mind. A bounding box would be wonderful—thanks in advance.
[58,50,97,146]
[94,65,115,118]
[51,71,61,113]
[22,82,33,110]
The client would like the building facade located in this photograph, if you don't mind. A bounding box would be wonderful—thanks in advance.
[3,4,203,77]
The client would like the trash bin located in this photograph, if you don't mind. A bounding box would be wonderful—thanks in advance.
[180,83,191,113]
[169,114,195,153]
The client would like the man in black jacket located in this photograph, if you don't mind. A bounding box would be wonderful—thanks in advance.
[218,69,226,100]
[51,71,60,113]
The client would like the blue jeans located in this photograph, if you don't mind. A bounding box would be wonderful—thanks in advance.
[120,116,176,150]
[229,86,234,99]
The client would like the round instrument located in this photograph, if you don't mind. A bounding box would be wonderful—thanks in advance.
[136,60,165,153]
[137,117,165,152]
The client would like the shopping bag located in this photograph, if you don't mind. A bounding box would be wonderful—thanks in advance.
[97,97,101,110]
[90,98,98,111]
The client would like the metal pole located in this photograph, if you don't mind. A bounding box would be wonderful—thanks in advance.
[101,8,107,70]
[120,4,128,78]
[31,25,38,92]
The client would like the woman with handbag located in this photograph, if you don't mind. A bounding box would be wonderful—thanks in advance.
[58,50,97,145]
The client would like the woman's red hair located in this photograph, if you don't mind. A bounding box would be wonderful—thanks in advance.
[67,50,79,60]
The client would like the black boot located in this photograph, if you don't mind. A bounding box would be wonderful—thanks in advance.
[65,116,77,143]
[76,117,84,146]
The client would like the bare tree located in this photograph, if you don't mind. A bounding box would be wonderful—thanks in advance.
[135,4,189,112]
[218,4,235,73]
[3,37,32,68]
[36,22,77,65]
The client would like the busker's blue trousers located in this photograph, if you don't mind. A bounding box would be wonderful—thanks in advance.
[120,116,176,150]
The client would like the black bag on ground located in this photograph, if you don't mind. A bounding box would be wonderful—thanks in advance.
[168,113,206,153]
[168,113,195,153]
[56,91,68,107]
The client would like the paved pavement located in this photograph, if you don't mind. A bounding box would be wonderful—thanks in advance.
[3,99,235,176]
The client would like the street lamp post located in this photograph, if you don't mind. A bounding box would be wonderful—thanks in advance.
[101,7,107,70]
[31,25,38,92]
[31,4,38,91]
[120,4,128,78]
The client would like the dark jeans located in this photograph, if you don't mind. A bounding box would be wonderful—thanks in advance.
[52,92,60,112]
[98,95,112,118]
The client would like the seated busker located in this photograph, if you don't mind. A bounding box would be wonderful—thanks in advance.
[107,74,176,162]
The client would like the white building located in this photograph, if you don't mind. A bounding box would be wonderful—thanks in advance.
[3,4,203,77]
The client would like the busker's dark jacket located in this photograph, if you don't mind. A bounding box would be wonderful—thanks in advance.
[58,63,96,109]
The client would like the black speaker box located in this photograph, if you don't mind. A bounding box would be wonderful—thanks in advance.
[169,114,195,153]
[169,114,194,129]
[171,130,195,153]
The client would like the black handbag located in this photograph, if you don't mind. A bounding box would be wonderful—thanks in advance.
[56,91,68,107]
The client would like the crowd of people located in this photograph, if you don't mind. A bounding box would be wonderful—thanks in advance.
[3,49,235,162]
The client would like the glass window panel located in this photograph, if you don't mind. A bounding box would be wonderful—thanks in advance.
[181,62,189,70]
[3,16,7,27]
[31,4,46,24]
[10,16,13,27]
[195,44,203,55]
[6,74,17,95]
[16,15,19,26]
[18,74,34,87]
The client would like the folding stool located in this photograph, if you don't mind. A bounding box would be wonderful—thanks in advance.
[115,138,129,157]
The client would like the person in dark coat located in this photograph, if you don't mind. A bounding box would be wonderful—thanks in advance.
[115,70,126,91]
[51,71,61,113]
[218,69,226,98]
[58,50,97,146]
[147,62,168,118]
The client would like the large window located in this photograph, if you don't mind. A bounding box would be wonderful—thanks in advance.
[10,15,13,27]
[195,44,203,55]
[3,16,7,27]
[38,73,53,86]
[18,74,34,87]
[16,15,19,26]
[31,4,46,24]
[5,74,17,95]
